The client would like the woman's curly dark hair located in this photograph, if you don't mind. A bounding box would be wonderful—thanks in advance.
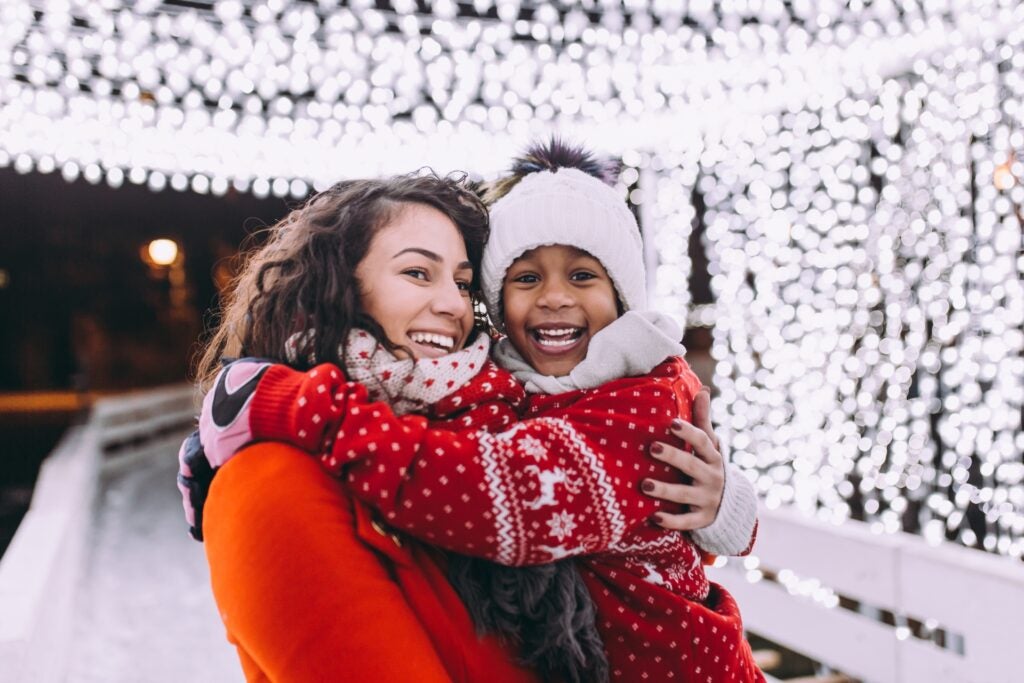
[197,172,488,388]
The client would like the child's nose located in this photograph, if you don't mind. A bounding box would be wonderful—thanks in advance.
[537,280,575,309]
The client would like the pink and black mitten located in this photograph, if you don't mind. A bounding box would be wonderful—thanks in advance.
[176,359,272,540]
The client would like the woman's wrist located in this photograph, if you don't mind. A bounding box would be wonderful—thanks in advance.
[690,463,758,556]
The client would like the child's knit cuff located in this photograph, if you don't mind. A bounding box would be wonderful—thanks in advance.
[248,364,336,454]
[691,463,758,556]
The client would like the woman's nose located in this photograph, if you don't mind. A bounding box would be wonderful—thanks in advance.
[432,279,470,317]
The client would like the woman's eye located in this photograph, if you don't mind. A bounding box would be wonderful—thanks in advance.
[402,268,429,281]
[456,280,472,292]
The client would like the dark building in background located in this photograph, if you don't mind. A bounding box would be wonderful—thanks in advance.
[0,167,294,552]
[0,167,291,392]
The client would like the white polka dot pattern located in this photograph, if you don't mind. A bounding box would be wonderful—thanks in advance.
[247,356,764,681]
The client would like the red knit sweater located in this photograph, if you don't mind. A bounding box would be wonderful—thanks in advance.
[249,357,764,682]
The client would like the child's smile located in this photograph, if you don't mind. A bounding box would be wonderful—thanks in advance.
[529,323,586,352]
[502,245,619,377]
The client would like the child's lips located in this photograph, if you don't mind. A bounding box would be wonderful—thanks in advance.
[528,326,587,356]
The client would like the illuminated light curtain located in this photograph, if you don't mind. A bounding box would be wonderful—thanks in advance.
[1,0,1021,559]
[2,1,1018,192]
[656,27,1024,558]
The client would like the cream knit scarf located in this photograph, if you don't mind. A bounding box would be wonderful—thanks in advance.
[285,329,491,415]
[496,309,757,560]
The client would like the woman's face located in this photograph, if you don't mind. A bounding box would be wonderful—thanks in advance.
[501,244,619,377]
[356,203,475,359]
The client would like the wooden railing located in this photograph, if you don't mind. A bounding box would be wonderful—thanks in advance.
[713,504,1023,683]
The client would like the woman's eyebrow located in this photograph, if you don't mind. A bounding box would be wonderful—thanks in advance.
[393,247,440,262]
[392,247,472,271]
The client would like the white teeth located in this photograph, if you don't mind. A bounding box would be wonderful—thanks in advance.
[537,337,578,347]
[535,327,578,337]
[533,327,582,347]
[535,327,583,348]
[542,328,576,337]
[409,332,454,349]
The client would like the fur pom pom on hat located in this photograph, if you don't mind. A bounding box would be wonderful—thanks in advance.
[481,143,647,330]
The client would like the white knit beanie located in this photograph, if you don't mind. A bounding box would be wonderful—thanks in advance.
[481,168,646,330]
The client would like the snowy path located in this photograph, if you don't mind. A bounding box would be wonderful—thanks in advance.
[65,450,243,683]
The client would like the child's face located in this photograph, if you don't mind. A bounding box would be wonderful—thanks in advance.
[502,245,619,376]
[357,203,475,359]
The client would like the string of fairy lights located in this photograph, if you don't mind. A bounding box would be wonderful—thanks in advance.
[1,0,1021,559]
[2,0,1017,188]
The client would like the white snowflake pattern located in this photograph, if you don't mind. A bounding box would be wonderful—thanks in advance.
[546,510,578,541]
[519,435,549,461]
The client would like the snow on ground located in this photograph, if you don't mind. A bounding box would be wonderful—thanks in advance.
[66,451,243,683]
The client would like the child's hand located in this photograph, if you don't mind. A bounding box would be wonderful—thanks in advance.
[198,359,272,467]
[177,358,271,541]
[642,388,726,531]
[177,429,213,541]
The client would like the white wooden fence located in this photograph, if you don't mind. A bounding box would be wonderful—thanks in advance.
[715,503,1024,683]
[0,386,195,683]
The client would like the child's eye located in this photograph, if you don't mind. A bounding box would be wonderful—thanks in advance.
[511,273,539,284]
[402,268,429,281]
[570,271,598,282]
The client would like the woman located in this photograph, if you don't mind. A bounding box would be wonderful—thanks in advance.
[183,169,736,682]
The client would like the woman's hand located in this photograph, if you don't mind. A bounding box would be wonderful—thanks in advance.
[642,387,726,531]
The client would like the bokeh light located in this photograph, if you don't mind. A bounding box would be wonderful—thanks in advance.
[1,0,1021,560]
[146,238,179,266]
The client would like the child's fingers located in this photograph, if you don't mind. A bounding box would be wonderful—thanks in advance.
[651,509,715,531]
[641,478,696,505]
[649,441,702,477]
[668,419,721,466]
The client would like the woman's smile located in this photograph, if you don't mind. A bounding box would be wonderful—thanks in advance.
[407,330,458,358]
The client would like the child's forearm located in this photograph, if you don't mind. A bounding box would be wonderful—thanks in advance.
[245,361,521,451]
[247,363,356,452]
[244,362,687,564]
[323,400,683,566]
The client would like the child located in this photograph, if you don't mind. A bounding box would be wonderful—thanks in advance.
[194,143,763,682]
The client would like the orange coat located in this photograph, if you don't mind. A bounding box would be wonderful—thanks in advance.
[204,442,541,683]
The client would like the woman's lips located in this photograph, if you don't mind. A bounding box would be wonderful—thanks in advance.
[408,339,450,359]
[406,330,459,359]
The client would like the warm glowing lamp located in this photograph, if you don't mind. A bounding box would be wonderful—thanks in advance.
[147,238,179,266]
